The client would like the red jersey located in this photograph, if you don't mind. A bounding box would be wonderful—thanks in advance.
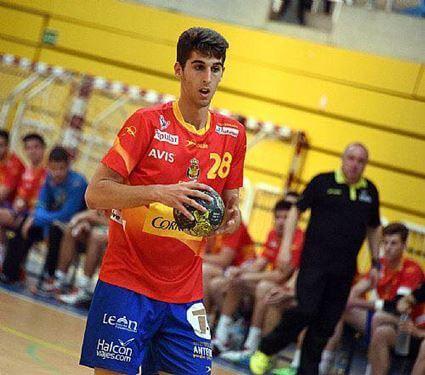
[377,258,424,300]
[261,228,304,269]
[15,165,46,209]
[221,223,255,266]
[0,152,25,202]
[412,303,425,329]
[100,102,246,303]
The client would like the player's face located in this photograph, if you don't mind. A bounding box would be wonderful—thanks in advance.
[274,209,289,236]
[175,51,224,108]
[24,139,45,166]
[0,137,8,160]
[383,233,405,263]
[341,145,368,184]
[48,160,69,185]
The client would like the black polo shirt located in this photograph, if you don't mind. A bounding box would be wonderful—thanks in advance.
[297,171,380,274]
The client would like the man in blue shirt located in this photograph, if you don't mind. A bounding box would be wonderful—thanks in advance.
[0,146,87,287]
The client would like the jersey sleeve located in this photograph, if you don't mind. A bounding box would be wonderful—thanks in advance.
[222,224,243,250]
[401,262,425,291]
[102,110,153,178]
[224,125,246,190]
[260,231,275,263]
[4,155,25,191]
[368,182,381,228]
[297,175,320,212]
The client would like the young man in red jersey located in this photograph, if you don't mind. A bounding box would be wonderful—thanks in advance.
[0,133,46,266]
[212,200,304,360]
[0,133,46,230]
[0,130,25,206]
[80,27,246,374]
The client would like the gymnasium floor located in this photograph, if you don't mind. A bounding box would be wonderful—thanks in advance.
[0,287,243,375]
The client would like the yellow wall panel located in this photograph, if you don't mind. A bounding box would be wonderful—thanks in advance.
[0,5,44,43]
[44,18,425,137]
[38,50,180,96]
[46,19,174,77]
[224,59,425,136]
[301,150,425,216]
[417,70,425,98]
[0,38,37,59]
[4,0,421,94]
[380,207,425,228]
[213,90,425,175]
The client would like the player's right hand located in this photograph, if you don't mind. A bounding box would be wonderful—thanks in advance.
[157,182,214,220]
[397,294,415,314]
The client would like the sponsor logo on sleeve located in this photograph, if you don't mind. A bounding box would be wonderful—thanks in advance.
[216,124,239,138]
[154,129,179,145]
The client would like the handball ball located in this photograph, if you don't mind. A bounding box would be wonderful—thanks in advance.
[173,188,225,237]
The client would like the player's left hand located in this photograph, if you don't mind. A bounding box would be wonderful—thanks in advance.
[216,194,241,235]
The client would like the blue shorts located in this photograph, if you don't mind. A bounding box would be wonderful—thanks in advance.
[80,280,212,374]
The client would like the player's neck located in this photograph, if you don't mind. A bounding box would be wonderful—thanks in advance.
[177,98,209,130]
[387,257,402,270]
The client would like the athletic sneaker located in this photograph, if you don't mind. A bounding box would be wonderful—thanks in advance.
[57,288,92,306]
[31,278,59,297]
[249,350,273,375]
[271,366,297,375]
[220,348,253,364]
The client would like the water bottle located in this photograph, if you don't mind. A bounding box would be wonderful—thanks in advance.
[394,313,411,356]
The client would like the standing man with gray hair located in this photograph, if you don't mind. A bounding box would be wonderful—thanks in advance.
[250,143,382,375]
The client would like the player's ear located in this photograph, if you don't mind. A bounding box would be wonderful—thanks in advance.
[174,62,183,79]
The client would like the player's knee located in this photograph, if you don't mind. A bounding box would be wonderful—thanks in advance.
[372,325,395,346]
[255,280,274,300]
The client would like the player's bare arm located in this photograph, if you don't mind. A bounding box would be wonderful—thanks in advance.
[367,225,382,287]
[85,163,213,220]
[346,278,374,310]
[216,188,241,235]
[276,205,300,268]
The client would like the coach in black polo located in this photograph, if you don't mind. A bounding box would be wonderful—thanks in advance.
[250,143,382,375]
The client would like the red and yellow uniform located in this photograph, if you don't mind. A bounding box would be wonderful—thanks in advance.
[0,152,25,203]
[15,165,46,210]
[220,222,255,266]
[376,258,424,300]
[100,102,246,303]
[261,227,305,269]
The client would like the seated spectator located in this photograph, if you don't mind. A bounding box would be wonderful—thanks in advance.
[220,253,302,364]
[0,133,46,263]
[0,146,87,287]
[0,129,25,207]
[319,222,424,374]
[203,222,255,317]
[212,200,304,356]
[53,209,108,305]
[0,133,46,231]
[369,303,425,374]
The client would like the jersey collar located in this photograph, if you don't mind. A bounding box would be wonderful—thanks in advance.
[172,101,211,136]
[335,169,367,201]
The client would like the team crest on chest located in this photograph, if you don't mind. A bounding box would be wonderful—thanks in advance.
[187,158,200,181]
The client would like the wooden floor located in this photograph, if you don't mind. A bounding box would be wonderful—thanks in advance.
[0,289,239,375]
